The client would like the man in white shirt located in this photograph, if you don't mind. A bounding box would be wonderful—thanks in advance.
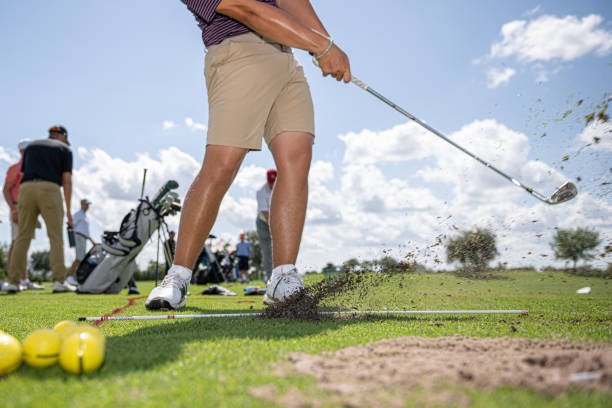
[256,169,276,280]
[67,199,95,285]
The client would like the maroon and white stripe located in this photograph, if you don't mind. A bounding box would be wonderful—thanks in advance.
[181,0,277,47]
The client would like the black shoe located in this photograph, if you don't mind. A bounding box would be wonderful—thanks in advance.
[128,287,140,295]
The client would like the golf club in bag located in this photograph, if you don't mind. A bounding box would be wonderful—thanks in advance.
[76,180,181,294]
[312,58,577,205]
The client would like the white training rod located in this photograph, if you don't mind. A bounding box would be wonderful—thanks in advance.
[79,310,528,322]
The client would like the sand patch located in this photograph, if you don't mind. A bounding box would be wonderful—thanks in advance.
[259,336,611,407]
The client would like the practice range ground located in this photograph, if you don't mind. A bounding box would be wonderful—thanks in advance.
[0,271,610,408]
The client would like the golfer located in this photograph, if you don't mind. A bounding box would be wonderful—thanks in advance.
[256,169,276,280]
[5,126,75,294]
[2,139,44,291]
[67,198,95,286]
[236,233,252,283]
[146,0,350,310]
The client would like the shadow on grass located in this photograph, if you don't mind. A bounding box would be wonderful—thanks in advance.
[97,313,476,376]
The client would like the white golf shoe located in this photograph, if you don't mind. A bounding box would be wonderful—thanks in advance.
[66,275,78,286]
[20,280,45,290]
[263,265,304,305]
[145,266,191,310]
[53,280,77,293]
[1,282,20,294]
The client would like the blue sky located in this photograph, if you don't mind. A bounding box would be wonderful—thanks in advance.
[1,1,611,272]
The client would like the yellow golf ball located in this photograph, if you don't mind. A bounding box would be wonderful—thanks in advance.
[74,326,105,347]
[53,320,77,335]
[59,331,105,375]
[22,329,61,368]
[0,331,22,375]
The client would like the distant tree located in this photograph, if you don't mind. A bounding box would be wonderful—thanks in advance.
[342,258,360,272]
[133,260,164,281]
[375,256,399,272]
[245,230,262,275]
[446,228,498,275]
[30,249,51,272]
[30,249,51,280]
[551,228,601,272]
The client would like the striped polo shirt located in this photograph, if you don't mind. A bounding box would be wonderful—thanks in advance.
[180,0,278,47]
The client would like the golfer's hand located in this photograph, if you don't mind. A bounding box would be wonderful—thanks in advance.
[11,210,18,224]
[318,44,351,83]
[66,213,73,226]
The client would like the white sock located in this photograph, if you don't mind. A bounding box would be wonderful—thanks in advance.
[169,264,192,281]
[272,264,296,277]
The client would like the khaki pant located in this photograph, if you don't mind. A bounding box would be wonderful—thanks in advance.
[8,181,66,284]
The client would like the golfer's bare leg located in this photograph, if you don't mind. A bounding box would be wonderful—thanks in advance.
[174,145,248,269]
[269,132,313,266]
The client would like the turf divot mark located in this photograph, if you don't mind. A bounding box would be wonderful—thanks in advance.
[92,296,147,327]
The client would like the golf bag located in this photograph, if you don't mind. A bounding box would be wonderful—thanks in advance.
[76,180,181,294]
[193,244,226,285]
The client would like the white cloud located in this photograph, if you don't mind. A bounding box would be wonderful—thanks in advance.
[524,5,541,18]
[577,120,612,151]
[490,14,612,62]
[162,120,176,130]
[185,117,207,132]
[234,165,267,189]
[486,67,516,88]
[0,146,17,164]
[339,121,434,165]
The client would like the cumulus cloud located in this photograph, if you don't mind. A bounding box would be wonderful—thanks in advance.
[162,120,176,130]
[490,14,612,62]
[486,67,516,88]
[234,165,267,189]
[185,117,207,132]
[478,14,612,86]
[339,121,434,165]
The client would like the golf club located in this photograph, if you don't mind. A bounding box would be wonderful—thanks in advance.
[314,58,578,205]
[78,309,528,321]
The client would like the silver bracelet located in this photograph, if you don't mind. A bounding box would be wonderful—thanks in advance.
[315,39,334,60]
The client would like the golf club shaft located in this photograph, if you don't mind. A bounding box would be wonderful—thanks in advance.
[79,309,527,321]
[349,75,550,203]
[140,168,147,199]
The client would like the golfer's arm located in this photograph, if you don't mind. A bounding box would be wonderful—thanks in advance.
[275,0,330,39]
[62,172,72,218]
[2,182,15,211]
[216,0,329,54]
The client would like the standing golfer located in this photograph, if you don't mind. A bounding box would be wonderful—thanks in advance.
[67,198,95,286]
[256,169,276,280]
[236,233,252,283]
[146,0,350,309]
[5,126,75,294]
[2,139,44,291]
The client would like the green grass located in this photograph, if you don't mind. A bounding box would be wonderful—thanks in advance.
[0,270,610,407]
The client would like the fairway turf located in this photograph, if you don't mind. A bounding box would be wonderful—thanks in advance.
[0,270,610,407]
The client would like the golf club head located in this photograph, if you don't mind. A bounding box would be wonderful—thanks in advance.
[549,181,577,204]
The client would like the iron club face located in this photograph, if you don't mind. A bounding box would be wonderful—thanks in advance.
[548,181,578,205]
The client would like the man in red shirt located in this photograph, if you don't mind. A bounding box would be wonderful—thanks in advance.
[2,139,44,290]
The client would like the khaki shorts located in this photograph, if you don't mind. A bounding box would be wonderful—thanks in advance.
[205,32,315,150]
[11,217,18,241]
[75,234,87,261]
